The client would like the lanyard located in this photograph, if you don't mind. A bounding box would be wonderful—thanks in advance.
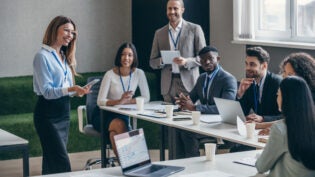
[119,68,132,92]
[203,65,220,99]
[169,28,182,50]
[51,51,68,81]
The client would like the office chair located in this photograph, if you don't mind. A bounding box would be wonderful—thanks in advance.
[77,76,117,170]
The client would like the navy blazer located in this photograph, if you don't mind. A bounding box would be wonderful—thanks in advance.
[189,67,237,114]
[238,71,282,122]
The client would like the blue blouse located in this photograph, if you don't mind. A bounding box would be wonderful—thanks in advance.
[33,45,73,99]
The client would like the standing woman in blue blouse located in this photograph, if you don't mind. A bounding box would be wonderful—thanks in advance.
[33,16,90,175]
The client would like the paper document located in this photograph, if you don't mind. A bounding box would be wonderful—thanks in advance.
[200,115,222,124]
[160,50,180,64]
[233,157,257,167]
[179,170,236,177]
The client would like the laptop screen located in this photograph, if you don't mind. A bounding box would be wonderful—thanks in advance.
[114,128,151,171]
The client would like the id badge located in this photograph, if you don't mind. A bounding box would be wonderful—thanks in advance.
[63,78,70,88]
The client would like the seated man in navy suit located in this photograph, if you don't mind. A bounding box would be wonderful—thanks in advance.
[174,46,237,158]
[237,46,282,123]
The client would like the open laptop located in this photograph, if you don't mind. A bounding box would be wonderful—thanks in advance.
[114,128,184,177]
[213,97,246,125]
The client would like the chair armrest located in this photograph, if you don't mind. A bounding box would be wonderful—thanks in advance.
[77,105,87,133]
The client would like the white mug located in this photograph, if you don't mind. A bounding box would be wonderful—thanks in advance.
[191,111,201,125]
[136,97,144,111]
[165,105,174,118]
[205,143,216,161]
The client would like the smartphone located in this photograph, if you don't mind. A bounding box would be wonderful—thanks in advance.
[118,108,137,111]
[69,79,100,96]
[172,117,192,121]
[84,79,100,88]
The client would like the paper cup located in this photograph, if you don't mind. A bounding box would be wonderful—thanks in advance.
[246,122,256,139]
[165,105,174,118]
[192,111,201,125]
[205,143,216,161]
[136,97,144,111]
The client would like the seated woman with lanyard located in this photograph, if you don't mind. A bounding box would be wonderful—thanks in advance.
[255,76,315,176]
[96,42,150,156]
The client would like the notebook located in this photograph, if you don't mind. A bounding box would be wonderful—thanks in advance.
[213,97,246,125]
[114,128,184,177]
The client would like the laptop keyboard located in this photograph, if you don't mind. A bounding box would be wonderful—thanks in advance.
[135,165,165,174]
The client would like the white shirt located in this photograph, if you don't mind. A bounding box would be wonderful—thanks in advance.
[168,19,183,73]
[97,68,150,106]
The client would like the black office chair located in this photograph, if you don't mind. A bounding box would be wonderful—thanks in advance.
[77,76,117,170]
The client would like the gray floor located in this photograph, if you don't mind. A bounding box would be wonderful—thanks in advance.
[0,150,163,177]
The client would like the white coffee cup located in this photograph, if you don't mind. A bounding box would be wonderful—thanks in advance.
[136,97,144,111]
[165,105,174,118]
[205,143,216,161]
[246,122,256,139]
[191,111,201,125]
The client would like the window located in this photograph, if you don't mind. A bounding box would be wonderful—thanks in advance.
[233,0,315,49]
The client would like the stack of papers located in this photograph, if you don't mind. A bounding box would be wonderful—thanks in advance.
[179,170,236,177]
[233,157,257,167]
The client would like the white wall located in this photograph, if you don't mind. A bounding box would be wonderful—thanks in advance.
[210,0,246,80]
[0,0,131,77]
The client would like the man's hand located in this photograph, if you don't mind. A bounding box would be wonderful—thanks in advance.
[237,78,255,98]
[246,113,263,123]
[175,92,196,111]
[173,57,187,66]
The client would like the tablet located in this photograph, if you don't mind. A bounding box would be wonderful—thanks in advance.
[160,50,180,64]
[69,78,100,96]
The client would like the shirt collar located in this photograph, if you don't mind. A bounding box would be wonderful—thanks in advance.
[42,44,56,53]
[258,70,267,87]
[169,19,183,31]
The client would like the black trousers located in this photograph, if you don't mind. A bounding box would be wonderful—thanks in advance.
[34,96,71,175]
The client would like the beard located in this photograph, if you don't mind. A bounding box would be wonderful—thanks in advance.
[246,70,260,79]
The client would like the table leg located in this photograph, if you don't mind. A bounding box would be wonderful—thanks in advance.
[22,146,29,177]
[168,127,177,160]
[160,125,166,161]
[100,109,107,168]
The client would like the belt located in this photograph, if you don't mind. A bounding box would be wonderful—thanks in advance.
[172,73,181,78]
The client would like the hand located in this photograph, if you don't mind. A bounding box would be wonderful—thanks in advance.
[173,57,187,66]
[119,91,134,104]
[258,128,270,135]
[237,78,255,98]
[73,85,91,97]
[176,93,196,111]
[246,113,263,123]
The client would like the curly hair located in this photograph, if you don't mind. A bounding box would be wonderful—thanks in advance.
[280,52,315,92]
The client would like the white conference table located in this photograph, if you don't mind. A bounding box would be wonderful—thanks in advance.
[32,150,265,177]
[0,128,29,177]
[99,101,266,167]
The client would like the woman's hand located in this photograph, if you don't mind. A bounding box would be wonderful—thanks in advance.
[70,85,91,97]
[119,91,134,104]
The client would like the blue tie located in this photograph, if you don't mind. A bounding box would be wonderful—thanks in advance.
[203,76,210,99]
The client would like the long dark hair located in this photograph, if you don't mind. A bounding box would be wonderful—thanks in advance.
[280,76,315,170]
[114,42,138,68]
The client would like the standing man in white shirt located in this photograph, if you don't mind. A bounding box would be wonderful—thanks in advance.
[149,0,206,160]
[150,0,206,103]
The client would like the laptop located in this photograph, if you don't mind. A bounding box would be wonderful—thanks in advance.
[114,128,184,177]
[213,97,246,125]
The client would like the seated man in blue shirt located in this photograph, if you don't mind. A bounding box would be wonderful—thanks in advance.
[174,46,237,158]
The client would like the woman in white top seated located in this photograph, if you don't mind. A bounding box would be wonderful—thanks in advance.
[255,76,315,177]
[97,42,150,156]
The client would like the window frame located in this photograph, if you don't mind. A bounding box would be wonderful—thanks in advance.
[233,0,315,49]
